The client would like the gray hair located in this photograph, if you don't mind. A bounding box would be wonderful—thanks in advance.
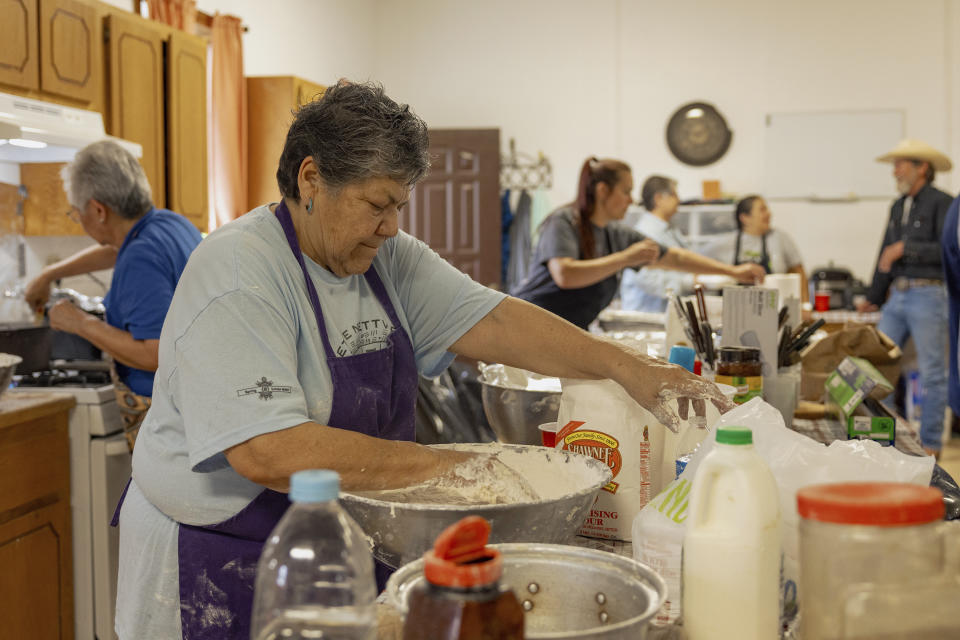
[276,81,430,201]
[641,175,677,212]
[62,140,153,220]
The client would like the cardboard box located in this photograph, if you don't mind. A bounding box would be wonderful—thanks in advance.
[847,414,895,446]
[800,323,901,401]
[825,356,893,414]
[826,356,896,446]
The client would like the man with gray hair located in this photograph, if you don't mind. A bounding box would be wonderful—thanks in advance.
[861,139,953,457]
[25,140,202,446]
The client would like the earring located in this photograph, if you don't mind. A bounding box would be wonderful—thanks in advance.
[306,197,313,214]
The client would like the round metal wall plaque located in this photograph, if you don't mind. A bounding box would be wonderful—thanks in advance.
[665,102,732,167]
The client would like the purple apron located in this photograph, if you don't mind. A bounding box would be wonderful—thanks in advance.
[174,200,418,639]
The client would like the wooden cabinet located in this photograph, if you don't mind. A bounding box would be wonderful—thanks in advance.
[39,0,103,108]
[0,0,39,91]
[3,1,211,236]
[106,11,165,208]
[295,77,325,108]
[20,162,84,236]
[0,392,76,640]
[247,76,326,210]
[166,30,207,232]
[0,182,24,234]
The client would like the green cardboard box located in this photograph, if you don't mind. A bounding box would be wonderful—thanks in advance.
[846,414,896,445]
[825,356,896,446]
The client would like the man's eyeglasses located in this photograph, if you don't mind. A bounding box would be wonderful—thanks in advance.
[65,207,81,224]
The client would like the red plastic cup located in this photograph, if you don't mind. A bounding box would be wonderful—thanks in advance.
[538,422,558,447]
[814,291,830,311]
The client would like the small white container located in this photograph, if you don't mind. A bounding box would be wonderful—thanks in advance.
[682,426,781,640]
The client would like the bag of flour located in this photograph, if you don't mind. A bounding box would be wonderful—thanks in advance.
[555,378,667,541]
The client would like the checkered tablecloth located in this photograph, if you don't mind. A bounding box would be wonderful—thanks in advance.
[790,415,926,456]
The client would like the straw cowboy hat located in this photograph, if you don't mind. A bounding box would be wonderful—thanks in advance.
[876,138,953,172]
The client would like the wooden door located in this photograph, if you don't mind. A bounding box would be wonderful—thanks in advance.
[38,0,102,106]
[166,30,207,231]
[0,0,39,91]
[402,129,501,288]
[106,13,165,207]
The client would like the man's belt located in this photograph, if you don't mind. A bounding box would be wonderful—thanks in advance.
[892,277,943,291]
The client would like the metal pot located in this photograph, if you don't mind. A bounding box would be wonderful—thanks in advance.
[0,323,51,373]
[386,543,667,639]
[51,329,101,361]
[46,289,104,362]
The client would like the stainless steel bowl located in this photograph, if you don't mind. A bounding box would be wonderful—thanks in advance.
[481,382,561,445]
[340,443,612,569]
[0,353,22,399]
[386,543,667,639]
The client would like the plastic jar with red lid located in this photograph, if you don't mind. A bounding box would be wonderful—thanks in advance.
[796,482,959,639]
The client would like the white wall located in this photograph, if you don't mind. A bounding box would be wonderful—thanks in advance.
[40,0,960,285]
[366,0,959,282]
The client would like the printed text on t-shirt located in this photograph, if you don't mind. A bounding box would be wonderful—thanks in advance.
[336,318,394,356]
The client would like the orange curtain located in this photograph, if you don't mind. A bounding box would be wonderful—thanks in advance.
[145,0,197,32]
[207,14,247,228]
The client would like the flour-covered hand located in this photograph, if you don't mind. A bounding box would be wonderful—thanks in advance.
[618,359,734,433]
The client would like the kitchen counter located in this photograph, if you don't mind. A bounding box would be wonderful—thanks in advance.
[0,390,76,429]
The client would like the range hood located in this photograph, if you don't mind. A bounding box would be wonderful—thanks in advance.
[0,91,142,163]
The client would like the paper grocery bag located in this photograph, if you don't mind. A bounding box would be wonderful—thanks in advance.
[800,322,902,401]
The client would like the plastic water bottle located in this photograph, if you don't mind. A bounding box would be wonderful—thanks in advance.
[669,345,708,478]
[682,426,781,640]
[250,470,377,640]
[674,415,709,478]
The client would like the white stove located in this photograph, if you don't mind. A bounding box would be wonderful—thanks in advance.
[13,364,127,640]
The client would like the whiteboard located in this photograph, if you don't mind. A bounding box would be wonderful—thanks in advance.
[762,110,904,200]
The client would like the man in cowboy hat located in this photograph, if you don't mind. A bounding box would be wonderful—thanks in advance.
[859,138,952,457]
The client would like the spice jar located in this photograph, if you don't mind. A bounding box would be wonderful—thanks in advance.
[715,346,762,404]
[403,516,524,640]
[797,482,960,640]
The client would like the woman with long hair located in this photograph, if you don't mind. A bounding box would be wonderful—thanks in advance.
[512,157,764,328]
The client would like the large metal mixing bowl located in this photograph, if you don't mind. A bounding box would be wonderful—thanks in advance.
[481,382,561,445]
[0,353,22,399]
[386,543,667,639]
[340,443,611,569]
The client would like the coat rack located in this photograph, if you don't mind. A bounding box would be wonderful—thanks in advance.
[500,138,552,190]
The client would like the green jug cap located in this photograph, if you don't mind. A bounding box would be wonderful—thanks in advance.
[716,426,753,445]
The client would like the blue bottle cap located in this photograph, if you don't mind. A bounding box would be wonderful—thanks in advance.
[669,345,697,373]
[290,469,340,503]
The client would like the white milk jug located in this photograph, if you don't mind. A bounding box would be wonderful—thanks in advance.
[682,426,781,640]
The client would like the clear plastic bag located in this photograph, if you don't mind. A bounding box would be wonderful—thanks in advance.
[633,397,935,627]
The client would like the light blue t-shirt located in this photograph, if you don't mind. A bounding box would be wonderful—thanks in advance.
[620,210,695,312]
[117,206,505,639]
